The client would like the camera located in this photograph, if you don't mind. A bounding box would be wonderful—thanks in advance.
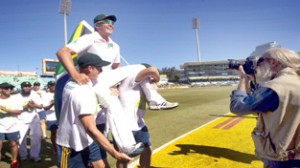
[228,56,258,75]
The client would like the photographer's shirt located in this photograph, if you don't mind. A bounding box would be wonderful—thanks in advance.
[230,87,279,115]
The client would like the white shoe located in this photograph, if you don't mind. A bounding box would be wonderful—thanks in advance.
[149,101,179,110]
[122,142,144,157]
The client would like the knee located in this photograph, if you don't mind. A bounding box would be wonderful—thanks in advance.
[9,141,18,148]
[92,159,106,168]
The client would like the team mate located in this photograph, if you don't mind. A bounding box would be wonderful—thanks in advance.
[43,81,58,155]
[16,82,42,162]
[0,83,23,168]
[116,64,158,168]
[56,53,131,168]
[32,81,47,139]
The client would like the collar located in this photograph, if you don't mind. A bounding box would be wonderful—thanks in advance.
[275,67,298,77]
[94,32,114,47]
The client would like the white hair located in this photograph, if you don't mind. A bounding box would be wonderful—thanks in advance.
[262,48,300,75]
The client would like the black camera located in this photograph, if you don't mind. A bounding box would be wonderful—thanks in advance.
[228,56,258,75]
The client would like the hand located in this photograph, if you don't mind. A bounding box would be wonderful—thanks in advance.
[27,100,35,107]
[150,75,160,83]
[72,73,90,85]
[237,65,249,81]
[0,105,6,112]
[110,87,119,97]
[115,152,132,162]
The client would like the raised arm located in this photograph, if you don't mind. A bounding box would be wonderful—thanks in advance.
[56,47,90,85]
[135,66,160,83]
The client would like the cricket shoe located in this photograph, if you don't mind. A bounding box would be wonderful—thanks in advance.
[148,101,179,110]
[10,161,19,168]
[122,142,144,157]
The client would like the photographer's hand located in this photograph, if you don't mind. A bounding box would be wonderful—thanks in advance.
[237,65,248,80]
[237,65,249,92]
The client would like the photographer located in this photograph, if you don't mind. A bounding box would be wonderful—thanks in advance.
[230,48,300,168]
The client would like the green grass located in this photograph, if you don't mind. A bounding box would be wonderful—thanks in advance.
[0,86,235,168]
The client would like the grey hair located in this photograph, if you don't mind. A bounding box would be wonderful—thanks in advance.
[262,48,300,75]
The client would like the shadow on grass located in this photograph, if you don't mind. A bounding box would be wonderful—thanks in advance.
[169,144,259,164]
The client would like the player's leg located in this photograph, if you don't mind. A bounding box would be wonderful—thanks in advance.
[29,115,41,162]
[140,79,178,110]
[18,123,30,160]
[105,96,143,156]
[8,132,20,168]
[38,111,47,139]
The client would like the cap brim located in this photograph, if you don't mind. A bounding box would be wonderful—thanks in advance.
[97,61,111,67]
[0,86,14,89]
[105,15,117,22]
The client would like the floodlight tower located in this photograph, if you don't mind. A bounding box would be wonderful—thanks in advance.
[192,18,201,62]
[59,0,71,45]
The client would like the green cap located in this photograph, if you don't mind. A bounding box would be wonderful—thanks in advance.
[0,82,14,89]
[21,81,32,87]
[33,81,40,86]
[78,53,111,68]
[47,81,55,86]
[94,14,117,24]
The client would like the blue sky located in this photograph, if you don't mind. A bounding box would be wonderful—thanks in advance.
[1,0,299,74]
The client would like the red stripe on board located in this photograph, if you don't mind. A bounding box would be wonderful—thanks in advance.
[223,117,244,130]
[213,117,238,129]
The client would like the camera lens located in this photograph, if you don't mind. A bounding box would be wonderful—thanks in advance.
[228,59,241,70]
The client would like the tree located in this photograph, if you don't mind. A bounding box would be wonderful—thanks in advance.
[159,67,181,82]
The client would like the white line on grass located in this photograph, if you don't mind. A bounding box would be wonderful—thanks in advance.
[128,113,229,168]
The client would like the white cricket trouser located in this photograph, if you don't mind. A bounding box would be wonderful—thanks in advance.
[96,66,137,150]
[18,114,41,159]
[140,79,165,104]
[95,65,165,150]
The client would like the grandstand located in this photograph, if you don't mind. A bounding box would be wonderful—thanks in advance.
[0,70,48,92]
[180,41,281,84]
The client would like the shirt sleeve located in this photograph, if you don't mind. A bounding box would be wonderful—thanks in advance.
[230,87,279,115]
[31,92,43,106]
[66,34,93,54]
[113,43,121,64]
[73,85,98,116]
[11,96,23,111]
[42,93,54,107]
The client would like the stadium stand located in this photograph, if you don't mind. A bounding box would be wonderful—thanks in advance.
[0,71,48,92]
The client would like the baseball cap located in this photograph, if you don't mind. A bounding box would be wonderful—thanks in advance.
[33,82,40,86]
[0,82,15,89]
[21,81,32,87]
[47,81,55,86]
[94,14,117,24]
[77,53,111,68]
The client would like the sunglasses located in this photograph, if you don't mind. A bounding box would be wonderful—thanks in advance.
[95,19,115,25]
[256,57,269,66]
